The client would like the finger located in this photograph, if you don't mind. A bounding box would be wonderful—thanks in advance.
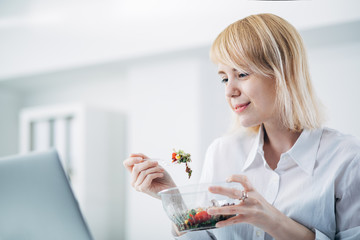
[123,156,145,172]
[207,202,253,216]
[227,175,254,192]
[207,205,240,216]
[129,153,149,159]
[136,172,164,192]
[134,165,165,187]
[123,153,150,172]
[208,185,243,199]
[216,215,245,228]
[131,161,158,187]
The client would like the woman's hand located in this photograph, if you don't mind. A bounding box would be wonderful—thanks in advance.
[207,175,315,240]
[123,153,176,199]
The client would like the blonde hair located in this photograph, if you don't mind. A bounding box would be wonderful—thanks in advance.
[210,13,323,132]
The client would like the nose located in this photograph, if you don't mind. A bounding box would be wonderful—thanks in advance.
[225,79,240,98]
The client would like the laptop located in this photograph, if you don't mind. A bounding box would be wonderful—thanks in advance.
[0,149,93,240]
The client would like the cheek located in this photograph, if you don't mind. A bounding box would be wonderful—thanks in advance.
[255,96,275,112]
[249,87,276,112]
[258,92,277,115]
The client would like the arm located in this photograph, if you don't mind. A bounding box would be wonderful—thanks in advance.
[207,175,315,240]
[334,154,360,239]
[171,223,215,240]
[264,207,315,240]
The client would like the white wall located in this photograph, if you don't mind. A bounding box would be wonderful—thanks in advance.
[309,42,360,137]
[16,66,130,112]
[126,55,203,240]
[1,0,360,80]
[303,21,360,137]
[0,89,20,157]
[123,51,232,240]
[198,59,233,155]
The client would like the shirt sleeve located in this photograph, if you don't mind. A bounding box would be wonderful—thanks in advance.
[198,138,221,184]
[335,153,360,238]
[172,231,212,240]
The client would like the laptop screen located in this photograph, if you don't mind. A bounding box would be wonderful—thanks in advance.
[0,150,93,240]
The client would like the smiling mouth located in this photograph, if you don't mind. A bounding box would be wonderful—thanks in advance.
[234,102,250,112]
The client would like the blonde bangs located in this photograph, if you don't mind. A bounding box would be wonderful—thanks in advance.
[210,21,264,75]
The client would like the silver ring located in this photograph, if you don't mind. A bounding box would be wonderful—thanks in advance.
[241,191,248,201]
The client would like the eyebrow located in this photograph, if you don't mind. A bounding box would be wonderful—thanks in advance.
[217,68,238,75]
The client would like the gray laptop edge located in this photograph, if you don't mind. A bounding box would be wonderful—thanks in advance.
[0,149,93,240]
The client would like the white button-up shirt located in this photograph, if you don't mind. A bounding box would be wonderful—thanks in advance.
[175,127,360,240]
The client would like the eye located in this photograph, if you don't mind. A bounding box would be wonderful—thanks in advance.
[239,73,249,78]
[221,78,228,84]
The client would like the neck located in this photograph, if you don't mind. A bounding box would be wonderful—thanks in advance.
[262,122,302,170]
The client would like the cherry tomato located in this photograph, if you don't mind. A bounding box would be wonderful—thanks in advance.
[172,152,177,162]
[194,211,211,223]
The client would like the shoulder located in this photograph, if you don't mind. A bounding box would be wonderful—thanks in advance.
[200,129,257,183]
[320,127,360,182]
[321,127,360,156]
[207,129,257,155]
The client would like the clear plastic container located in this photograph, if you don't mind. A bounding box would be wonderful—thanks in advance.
[158,182,243,232]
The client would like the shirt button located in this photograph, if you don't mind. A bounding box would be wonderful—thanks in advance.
[256,230,261,237]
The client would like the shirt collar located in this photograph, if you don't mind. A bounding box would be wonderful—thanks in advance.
[286,128,323,175]
[242,125,265,172]
[242,126,323,175]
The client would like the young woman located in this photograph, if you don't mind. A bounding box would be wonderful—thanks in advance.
[123,13,360,239]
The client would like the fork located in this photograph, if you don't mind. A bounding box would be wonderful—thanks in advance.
[147,158,173,167]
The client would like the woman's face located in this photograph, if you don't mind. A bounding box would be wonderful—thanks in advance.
[217,63,277,128]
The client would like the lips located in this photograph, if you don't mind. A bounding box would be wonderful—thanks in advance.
[234,102,250,113]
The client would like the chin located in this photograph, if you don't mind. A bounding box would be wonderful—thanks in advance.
[238,119,261,129]
[241,123,261,133]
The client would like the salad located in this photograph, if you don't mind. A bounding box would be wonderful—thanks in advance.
[172,149,192,179]
[174,203,236,232]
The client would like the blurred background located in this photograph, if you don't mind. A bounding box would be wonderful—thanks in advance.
[0,0,360,239]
